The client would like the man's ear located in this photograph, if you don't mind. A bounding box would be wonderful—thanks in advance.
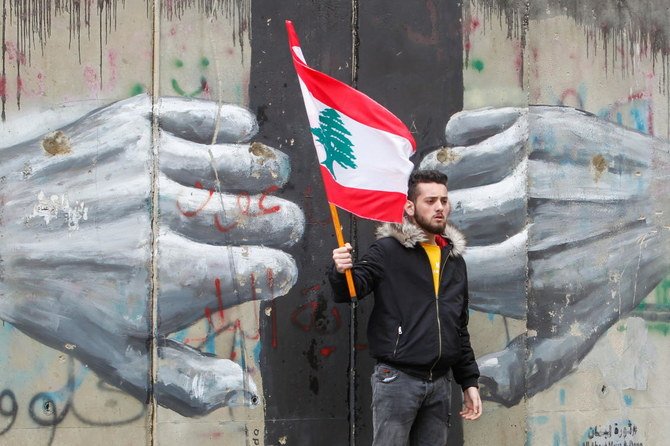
[404,200,415,217]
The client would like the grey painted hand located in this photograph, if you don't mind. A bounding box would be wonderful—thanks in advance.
[0,94,305,416]
[421,106,670,406]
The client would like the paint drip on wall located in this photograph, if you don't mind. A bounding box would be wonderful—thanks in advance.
[0,0,250,120]
[472,0,670,92]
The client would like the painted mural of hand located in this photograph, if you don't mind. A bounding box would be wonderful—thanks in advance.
[0,94,305,416]
[421,106,670,406]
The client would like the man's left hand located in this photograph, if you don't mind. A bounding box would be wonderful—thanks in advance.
[460,386,482,420]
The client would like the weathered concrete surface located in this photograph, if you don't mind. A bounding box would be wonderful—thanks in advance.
[1,1,669,445]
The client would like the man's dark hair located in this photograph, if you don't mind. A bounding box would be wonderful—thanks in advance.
[407,169,448,202]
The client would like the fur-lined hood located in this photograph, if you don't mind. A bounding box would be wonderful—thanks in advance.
[375,218,466,257]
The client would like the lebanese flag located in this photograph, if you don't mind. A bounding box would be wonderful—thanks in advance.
[285,21,416,223]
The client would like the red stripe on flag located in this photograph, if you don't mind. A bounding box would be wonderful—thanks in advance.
[320,166,406,223]
[286,20,416,152]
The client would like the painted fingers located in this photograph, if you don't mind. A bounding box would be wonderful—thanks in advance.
[156,230,298,335]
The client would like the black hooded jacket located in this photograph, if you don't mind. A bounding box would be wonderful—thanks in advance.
[329,220,480,389]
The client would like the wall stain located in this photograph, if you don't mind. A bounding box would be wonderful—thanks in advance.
[591,154,607,182]
[42,131,72,156]
[249,142,276,160]
[436,146,460,164]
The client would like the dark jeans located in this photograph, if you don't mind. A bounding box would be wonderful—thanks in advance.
[371,363,452,446]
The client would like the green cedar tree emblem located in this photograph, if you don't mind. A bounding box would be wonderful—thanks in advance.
[310,108,357,179]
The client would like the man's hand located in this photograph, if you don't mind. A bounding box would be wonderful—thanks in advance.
[460,386,482,421]
[332,243,354,273]
[421,106,670,406]
[0,94,305,416]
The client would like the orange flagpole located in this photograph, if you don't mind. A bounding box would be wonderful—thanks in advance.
[329,203,357,299]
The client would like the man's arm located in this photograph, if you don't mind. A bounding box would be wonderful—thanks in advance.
[451,259,481,389]
[328,242,385,303]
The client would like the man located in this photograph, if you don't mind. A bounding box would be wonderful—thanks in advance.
[329,169,482,446]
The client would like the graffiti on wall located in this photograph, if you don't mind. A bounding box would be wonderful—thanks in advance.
[474,0,670,83]
[0,352,146,445]
[0,94,305,419]
[0,0,251,120]
[421,103,669,405]
[1,1,670,446]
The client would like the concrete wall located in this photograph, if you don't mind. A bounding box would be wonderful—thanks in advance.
[0,1,667,445]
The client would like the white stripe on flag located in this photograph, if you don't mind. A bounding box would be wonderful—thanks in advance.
[298,78,414,194]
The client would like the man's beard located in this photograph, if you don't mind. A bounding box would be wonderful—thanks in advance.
[413,212,447,235]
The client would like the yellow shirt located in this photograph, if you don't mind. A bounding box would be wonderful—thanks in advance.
[420,243,441,296]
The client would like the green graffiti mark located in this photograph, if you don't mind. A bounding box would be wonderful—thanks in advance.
[471,59,485,72]
[647,322,670,336]
[171,56,210,97]
[130,83,145,96]
[654,278,670,304]
[171,76,207,97]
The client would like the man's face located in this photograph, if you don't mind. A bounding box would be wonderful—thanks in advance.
[405,182,450,235]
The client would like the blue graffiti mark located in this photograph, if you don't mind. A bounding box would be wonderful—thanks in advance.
[487,313,495,322]
[41,365,89,406]
[552,415,568,446]
[172,329,187,344]
[253,341,262,366]
[204,321,216,355]
[560,415,568,445]
[579,418,639,444]
[234,84,244,105]
[630,108,646,133]
[531,415,550,425]
[559,388,566,405]
[597,97,652,135]
[577,84,588,105]
[528,416,548,446]
[530,127,558,158]
[623,394,633,407]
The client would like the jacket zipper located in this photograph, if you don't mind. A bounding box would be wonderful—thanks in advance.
[429,254,449,380]
[393,325,402,358]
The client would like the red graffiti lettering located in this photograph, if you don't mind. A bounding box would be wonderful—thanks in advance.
[176,181,214,217]
[201,274,268,347]
[257,185,281,215]
[290,300,342,335]
[237,186,282,216]
[215,277,224,320]
[320,346,336,357]
[180,183,281,230]
[407,0,439,46]
[213,214,238,232]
